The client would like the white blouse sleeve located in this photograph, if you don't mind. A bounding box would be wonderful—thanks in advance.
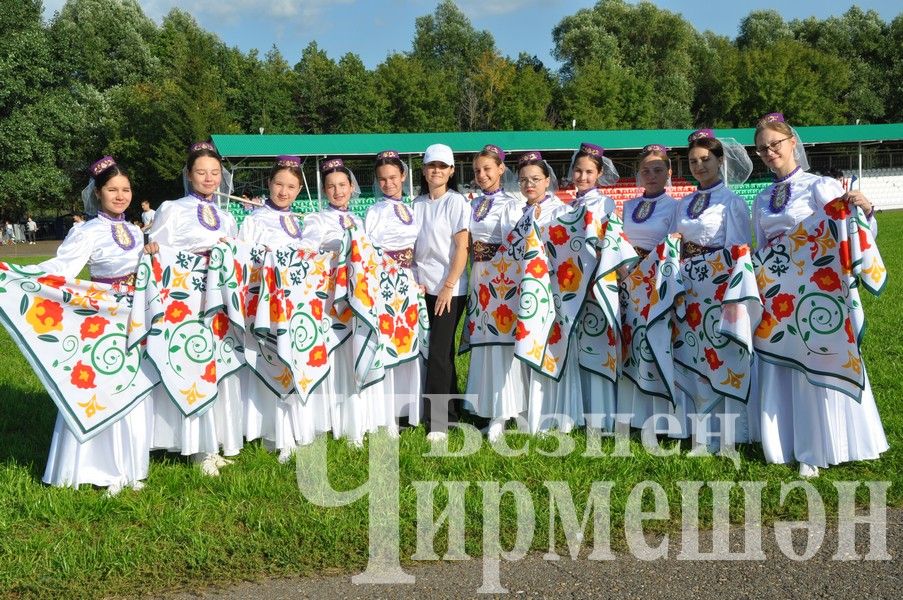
[752,192,767,249]
[37,226,93,278]
[237,215,258,245]
[146,201,175,247]
[724,195,752,247]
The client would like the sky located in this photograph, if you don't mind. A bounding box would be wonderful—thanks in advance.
[41,0,902,70]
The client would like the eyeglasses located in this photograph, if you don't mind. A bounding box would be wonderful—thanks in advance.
[518,177,545,186]
[755,137,792,156]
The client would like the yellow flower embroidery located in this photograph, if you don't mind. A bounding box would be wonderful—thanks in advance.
[861,260,886,286]
[604,353,618,374]
[297,373,313,392]
[171,269,190,290]
[496,256,512,275]
[789,223,809,252]
[276,367,294,391]
[708,254,726,275]
[755,266,775,290]
[77,394,106,418]
[180,383,206,405]
[527,340,544,360]
[841,351,862,376]
[542,354,558,373]
[719,368,744,389]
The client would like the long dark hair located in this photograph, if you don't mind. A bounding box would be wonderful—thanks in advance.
[94,163,130,189]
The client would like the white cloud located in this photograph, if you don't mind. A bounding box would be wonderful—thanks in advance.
[455,0,560,17]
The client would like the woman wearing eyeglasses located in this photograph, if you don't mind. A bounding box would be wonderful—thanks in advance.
[751,113,886,478]
[669,129,754,447]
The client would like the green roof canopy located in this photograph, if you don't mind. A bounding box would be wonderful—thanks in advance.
[212,124,903,159]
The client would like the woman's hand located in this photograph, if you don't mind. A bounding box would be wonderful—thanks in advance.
[844,190,873,216]
[435,286,453,316]
[144,241,159,255]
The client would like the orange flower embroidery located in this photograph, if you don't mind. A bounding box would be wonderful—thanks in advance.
[307,344,328,367]
[491,304,515,334]
[525,258,547,279]
[70,360,97,389]
[810,267,841,293]
[164,300,191,324]
[514,320,529,341]
[310,298,324,321]
[25,298,64,334]
[755,311,778,339]
[548,225,569,246]
[478,284,491,310]
[79,315,109,340]
[704,347,724,371]
[391,326,413,354]
[556,258,582,293]
[685,302,702,330]
[37,274,66,289]
[379,314,395,335]
[211,312,230,339]
[201,360,217,383]
[771,293,795,321]
[404,304,419,329]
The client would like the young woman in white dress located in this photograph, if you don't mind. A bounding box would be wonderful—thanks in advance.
[40,157,151,494]
[364,150,422,436]
[237,155,319,461]
[751,112,887,478]
[298,157,374,447]
[144,142,242,476]
[463,144,527,441]
[617,144,682,435]
[516,152,583,434]
[669,129,755,450]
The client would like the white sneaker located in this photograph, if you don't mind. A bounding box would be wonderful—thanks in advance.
[130,481,146,491]
[277,448,295,464]
[426,431,448,443]
[349,437,365,448]
[487,422,504,443]
[214,455,234,468]
[104,483,123,497]
[195,454,220,477]
[798,462,820,478]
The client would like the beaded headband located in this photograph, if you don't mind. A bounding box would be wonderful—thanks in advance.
[320,157,346,173]
[687,128,715,143]
[90,156,116,178]
[641,144,670,155]
[376,150,401,161]
[189,141,216,153]
[482,144,506,162]
[518,151,543,167]
[275,155,301,168]
[758,112,786,126]
[579,142,604,157]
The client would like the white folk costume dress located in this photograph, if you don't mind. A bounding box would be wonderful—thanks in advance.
[752,169,887,467]
[299,205,375,444]
[619,191,681,432]
[570,188,618,430]
[39,213,151,488]
[238,201,321,452]
[669,181,755,445]
[463,190,528,420]
[364,197,422,430]
[522,194,585,433]
[147,194,242,456]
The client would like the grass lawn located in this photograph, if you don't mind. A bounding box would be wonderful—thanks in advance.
[0,212,900,598]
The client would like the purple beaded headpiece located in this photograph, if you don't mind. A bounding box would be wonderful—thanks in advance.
[90,156,116,178]
[377,150,401,161]
[518,151,543,167]
[321,157,346,173]
[275,155,301,168]
[482,144,506,162]
[641,144,670,155]
[758,112,786,126]
[687,129,715,143]
[579,142,605,157]
[189,141,216,153]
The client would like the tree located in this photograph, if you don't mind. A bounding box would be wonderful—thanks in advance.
[374,54,456,133]
[411,0,495,79]
[736,10,793,49]
[333,53,387,133]
[292,42,339,134]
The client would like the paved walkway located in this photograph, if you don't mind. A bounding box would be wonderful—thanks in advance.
[163,509,901,599]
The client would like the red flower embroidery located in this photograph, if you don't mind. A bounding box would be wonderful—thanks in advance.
[404,304,419,329]
[584,210,594,227]
[164,300,191,324]
[467,320,475,336]
[514,320,529,341]
[38,274,66,289]
[70,361,97,389]
[151,257,163,283]
[704,347,724,371]
[264,267,278,292]
[838,240,852,273]
[548,225,569,246]
[755,311,778,339]
[233,260,243,284]
[730,245,749,261]
[211,312,229,339]
[548,322,562,345]
[391,326,414,354]
[714,282,728,302]
[246,293,259,318]
[810,267,841,293]
[526,258,548,279]
[350,240,362,263]
[201,360,217,383]
[857,225,871,251]
[478,284,491,310]
[307,344,328,367]
[335,265,348,288]
[621,323,633,354]
[771,293,795,321]
[824,198,850,220]
[685,302,702,329]
[844,317,856,344]
[79,315,109,340]
[310,298,324,321]
[556,258,582,293]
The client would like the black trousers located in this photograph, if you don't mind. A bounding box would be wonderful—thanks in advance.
[422,293,466,433]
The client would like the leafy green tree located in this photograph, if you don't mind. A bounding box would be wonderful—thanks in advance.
[736,10,793,49]
[411,0,495,79]
[374,53,456,133]
[292,42,339,134]
[333,53,388,133]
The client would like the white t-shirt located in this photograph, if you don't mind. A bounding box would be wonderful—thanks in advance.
[413,190,470,296]
[26,219,37,232]
[141,208,156,227]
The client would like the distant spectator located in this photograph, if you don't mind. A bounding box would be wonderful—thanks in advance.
[140,200,155,243]
[26,216,37,244]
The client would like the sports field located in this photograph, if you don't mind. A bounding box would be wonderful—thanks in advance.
[0,212,899,598]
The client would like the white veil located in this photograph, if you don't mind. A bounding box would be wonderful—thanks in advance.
[318,158,361,209]
[566,145,620,187]
[372,150,409,200]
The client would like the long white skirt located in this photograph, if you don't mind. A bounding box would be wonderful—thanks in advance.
[525,338,584,434]
[760,362,888,467]
[581,371,616,432]
[465,345,526,419]
[321,342,371,444]
[244,369,276,443]
[674,362,757,447]
[43,396,153,488]
[213,371,244,456]
[245,373,320,452]
[371,358,422,431]
[617,377,685,435]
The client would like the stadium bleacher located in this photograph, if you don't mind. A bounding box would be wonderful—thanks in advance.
[849,168,903,210]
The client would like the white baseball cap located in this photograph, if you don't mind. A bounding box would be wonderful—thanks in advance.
[423,143,454,166]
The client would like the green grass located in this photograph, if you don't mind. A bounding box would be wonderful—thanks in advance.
[0,214,901,598]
